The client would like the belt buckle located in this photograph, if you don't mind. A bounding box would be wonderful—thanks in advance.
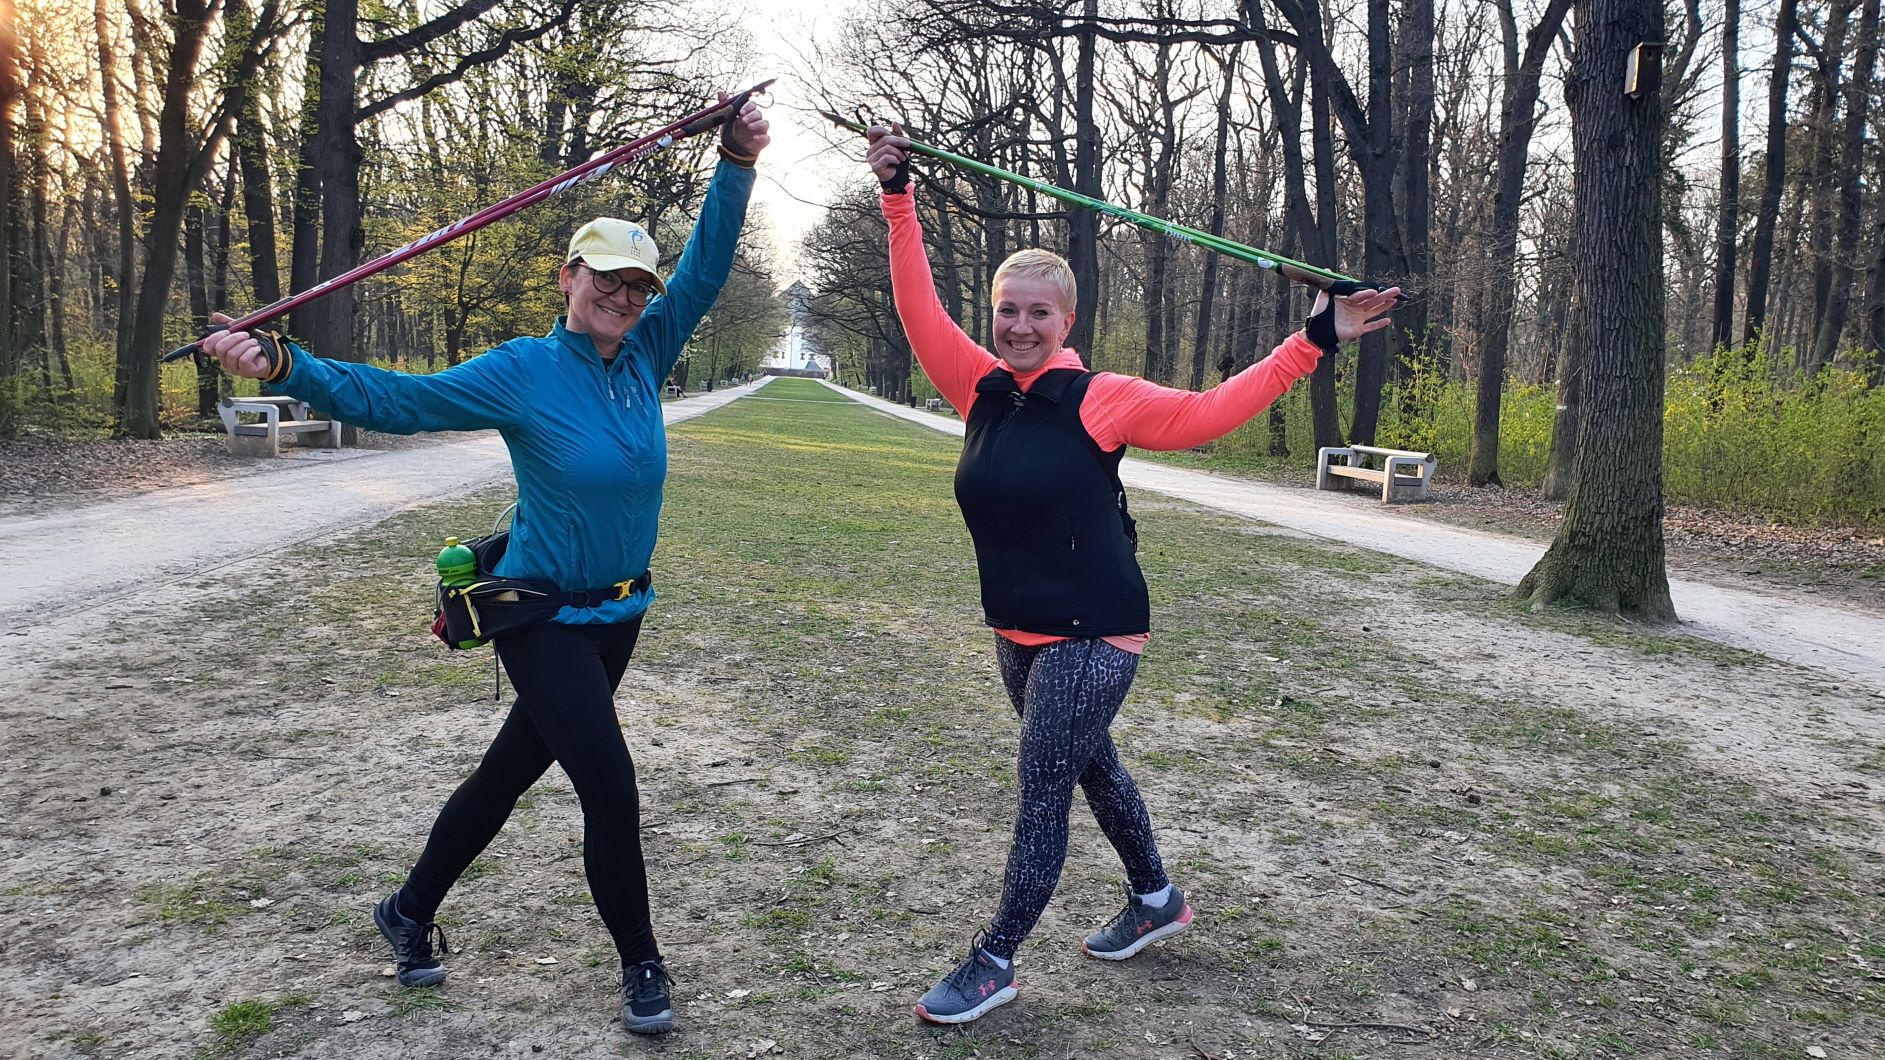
[613,580,633,601]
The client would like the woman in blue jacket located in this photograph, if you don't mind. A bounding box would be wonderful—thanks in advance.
[201,100,768,1036]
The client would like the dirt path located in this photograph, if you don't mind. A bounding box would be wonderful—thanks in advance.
[832,382,1885,687]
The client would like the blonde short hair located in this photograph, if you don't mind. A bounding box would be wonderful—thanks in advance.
[992,249,1076,313]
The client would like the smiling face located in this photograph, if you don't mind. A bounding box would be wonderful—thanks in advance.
[561,262,654,357]
[991,274,1075,374]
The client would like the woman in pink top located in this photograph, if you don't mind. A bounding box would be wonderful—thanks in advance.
[865,124,1401,1025]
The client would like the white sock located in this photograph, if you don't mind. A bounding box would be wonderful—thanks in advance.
[1136,884,1174,909]
[981,948,1011,970]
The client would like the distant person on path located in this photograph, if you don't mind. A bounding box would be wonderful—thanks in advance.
[199,96,769,1037]
[865,123,1400,1025]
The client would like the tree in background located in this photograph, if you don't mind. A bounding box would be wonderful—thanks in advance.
[1518,0,1673,617]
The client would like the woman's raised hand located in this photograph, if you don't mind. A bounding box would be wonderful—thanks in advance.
[866,123,912,186]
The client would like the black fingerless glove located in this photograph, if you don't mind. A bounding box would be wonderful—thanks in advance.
[1304,299,1340,355]
[881,152,911,194]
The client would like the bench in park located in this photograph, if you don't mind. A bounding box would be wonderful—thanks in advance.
[220,395,342,458]
[1316,444,1436,503]
[925,398,942,412]
[664,384,682,398]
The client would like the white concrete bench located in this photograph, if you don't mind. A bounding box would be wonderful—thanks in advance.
[220,395,342,458]
[664,384,682,398]
[1317,444,1436,502]
[924,398,942,412]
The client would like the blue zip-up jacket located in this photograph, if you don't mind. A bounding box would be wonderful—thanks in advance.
[272,159,756,625]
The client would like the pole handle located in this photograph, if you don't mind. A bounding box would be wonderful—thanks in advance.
[681,78,776,137]
[163,323,242,364]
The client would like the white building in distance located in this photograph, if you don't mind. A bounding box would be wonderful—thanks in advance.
[764,280,829,376]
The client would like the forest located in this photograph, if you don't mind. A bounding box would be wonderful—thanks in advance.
[0,0,1880,536]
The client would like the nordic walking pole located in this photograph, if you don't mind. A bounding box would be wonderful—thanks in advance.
[821,108,1399,298]
[162,79,776,363]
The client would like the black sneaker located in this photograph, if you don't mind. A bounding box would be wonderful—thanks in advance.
[372,890,448,988]
[622,959,675,1035]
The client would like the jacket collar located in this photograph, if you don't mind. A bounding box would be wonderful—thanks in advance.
[977,361,1087,404]
[552,316,623,367]
[975,348,1087,402]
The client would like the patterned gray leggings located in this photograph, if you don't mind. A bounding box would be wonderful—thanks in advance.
[984,636,1170,959]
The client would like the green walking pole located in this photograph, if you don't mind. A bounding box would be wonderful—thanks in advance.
[821,108,1402,300]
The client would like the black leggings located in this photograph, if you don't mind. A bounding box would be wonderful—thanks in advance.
[984,636,1170,959]
[401,617,657,965]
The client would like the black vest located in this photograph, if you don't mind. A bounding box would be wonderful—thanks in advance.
[954,367,1150,636]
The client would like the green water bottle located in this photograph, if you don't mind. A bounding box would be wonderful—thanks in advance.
[436,536,478,587]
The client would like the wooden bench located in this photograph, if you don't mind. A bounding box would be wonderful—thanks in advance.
[1316,444,1436,502]
[220,395,342,458]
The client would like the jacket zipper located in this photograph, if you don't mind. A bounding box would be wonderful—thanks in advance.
[995,391,1025,435]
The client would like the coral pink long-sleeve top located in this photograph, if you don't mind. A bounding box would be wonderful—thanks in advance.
[883,187,1324,653]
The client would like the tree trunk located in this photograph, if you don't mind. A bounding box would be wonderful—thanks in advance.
[1307,50,1342,452]
[1191,47,1238,391]
[46,187,72,393]
[1541,286,1585,499]
[1468,0,1574,486]
[1710,0,1740,350]
[1519,0,1674,619]
[231,0,282,307]
[24,42,58,393]
[1137,35,1178,385]
[1742,0,1799,347]
[119,0,220,438]
[97,0,140,430]
[289,1,324,338]
[1066,0,1101,363]
[1395,0,1435,384]
[204,165,235,414]
[1800,0,1855,368]
[1812,0,1880,368]
[184,203,216,418]
[1268,230,1292,457]
[309,0,362,360]
[0,0,18,436]
[1864,165,1885,361]
[1348,0,1399,444]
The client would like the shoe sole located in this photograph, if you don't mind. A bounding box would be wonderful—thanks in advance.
[1082,903,1194,961]
[913,984,1018,1025]
[625,1011,674,1035]
[373,902,447,988]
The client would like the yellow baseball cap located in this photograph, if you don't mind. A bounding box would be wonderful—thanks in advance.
[566,218,666,295]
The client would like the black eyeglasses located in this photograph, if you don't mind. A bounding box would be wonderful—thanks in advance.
[579,263,659,307]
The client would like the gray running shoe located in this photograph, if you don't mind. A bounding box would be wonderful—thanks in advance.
[1082,884,1193,960]
[913,935,1017,1025]
[372,890,448,987]
[622,959,675,1035]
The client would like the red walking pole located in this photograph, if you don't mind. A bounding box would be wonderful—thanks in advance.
[162,79,774,363]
